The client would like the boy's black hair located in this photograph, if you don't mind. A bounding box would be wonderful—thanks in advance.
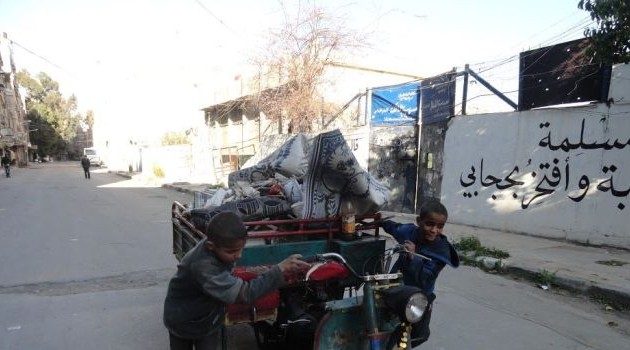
[417,198,448,220]
[205,211,248,246]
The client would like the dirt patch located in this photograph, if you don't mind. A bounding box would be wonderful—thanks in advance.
[0,268,174,296]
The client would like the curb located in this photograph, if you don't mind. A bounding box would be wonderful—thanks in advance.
[111,172,202,195]
[162,184,196,194]
[110,171,133,179]
[505,265,630,310]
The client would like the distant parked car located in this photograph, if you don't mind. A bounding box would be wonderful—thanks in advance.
[83,147,104,167]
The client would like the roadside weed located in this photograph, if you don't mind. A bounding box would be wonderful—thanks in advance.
[455,236,510,272]
[153,165,165,178]
[538,269,556,287]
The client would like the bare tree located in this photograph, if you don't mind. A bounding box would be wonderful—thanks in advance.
[250,2,366,133]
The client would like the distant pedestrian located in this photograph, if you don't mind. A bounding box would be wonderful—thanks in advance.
[1,153,10,178]
[81,155,91,179]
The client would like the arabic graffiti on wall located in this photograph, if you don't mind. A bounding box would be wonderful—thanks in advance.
[459,118,629,210]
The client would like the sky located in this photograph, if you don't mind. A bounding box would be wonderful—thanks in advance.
[0,0,589,147]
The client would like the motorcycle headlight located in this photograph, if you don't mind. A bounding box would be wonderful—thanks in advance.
[380,285,428,323]
[404,292,428,323]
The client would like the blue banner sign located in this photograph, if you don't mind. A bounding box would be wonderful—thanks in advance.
[421,72,456,124]
[371,82,420,126]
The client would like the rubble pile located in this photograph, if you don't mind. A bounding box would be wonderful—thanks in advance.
[187,129,391,231]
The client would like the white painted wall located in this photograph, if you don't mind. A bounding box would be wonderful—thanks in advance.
[141,145,194,183]
[441,64,630,249]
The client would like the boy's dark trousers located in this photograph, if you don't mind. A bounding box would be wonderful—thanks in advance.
[83,167,90,179]
[169,331,220,350]
[410,294,435,347]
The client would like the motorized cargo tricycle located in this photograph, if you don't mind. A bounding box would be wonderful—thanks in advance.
[171,201,430,349]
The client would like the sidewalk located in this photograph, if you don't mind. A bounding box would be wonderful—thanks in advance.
[108,171,209,194]
[119,173,630,310]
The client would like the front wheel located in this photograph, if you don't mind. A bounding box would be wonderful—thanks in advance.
[385,323,414,350]
[386,301,433,349]
[253,321,284,350]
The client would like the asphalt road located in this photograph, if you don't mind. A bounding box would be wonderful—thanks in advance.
[0,162,628,350]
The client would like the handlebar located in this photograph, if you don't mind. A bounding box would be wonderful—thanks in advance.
[306,246,430,282]
[393,244,432,261]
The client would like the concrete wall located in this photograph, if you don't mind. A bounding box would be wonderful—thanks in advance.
[369,125,418,213]
[441,64,630,249]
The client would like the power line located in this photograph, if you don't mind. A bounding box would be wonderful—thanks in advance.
[9,39,71,75]
[326,61,423,79]
[537,16,592,47]
[464,16,592,76]
[193,0,240,37]
[492,13,590,61]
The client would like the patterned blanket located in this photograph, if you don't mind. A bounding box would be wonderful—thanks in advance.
[228,133,309,186]
[301,129,390,218]
[225,129,391,219]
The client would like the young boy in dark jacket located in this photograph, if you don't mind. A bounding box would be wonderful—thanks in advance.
[380,199,459,347]
[163,211,309,350]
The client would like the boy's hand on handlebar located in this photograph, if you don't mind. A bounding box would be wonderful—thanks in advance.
[396,241,433,261]
[277,254,311,273]
[403,240,416,253]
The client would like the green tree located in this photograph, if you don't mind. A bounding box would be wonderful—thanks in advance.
[16,70,86,157]
[579,0,630,64]
[161,131,190,145]
[85,110,95,130]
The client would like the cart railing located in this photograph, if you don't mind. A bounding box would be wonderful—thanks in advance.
[171,200,386,277]
[171,201,382,241]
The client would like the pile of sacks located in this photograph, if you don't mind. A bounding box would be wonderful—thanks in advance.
[187,129,391,231]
